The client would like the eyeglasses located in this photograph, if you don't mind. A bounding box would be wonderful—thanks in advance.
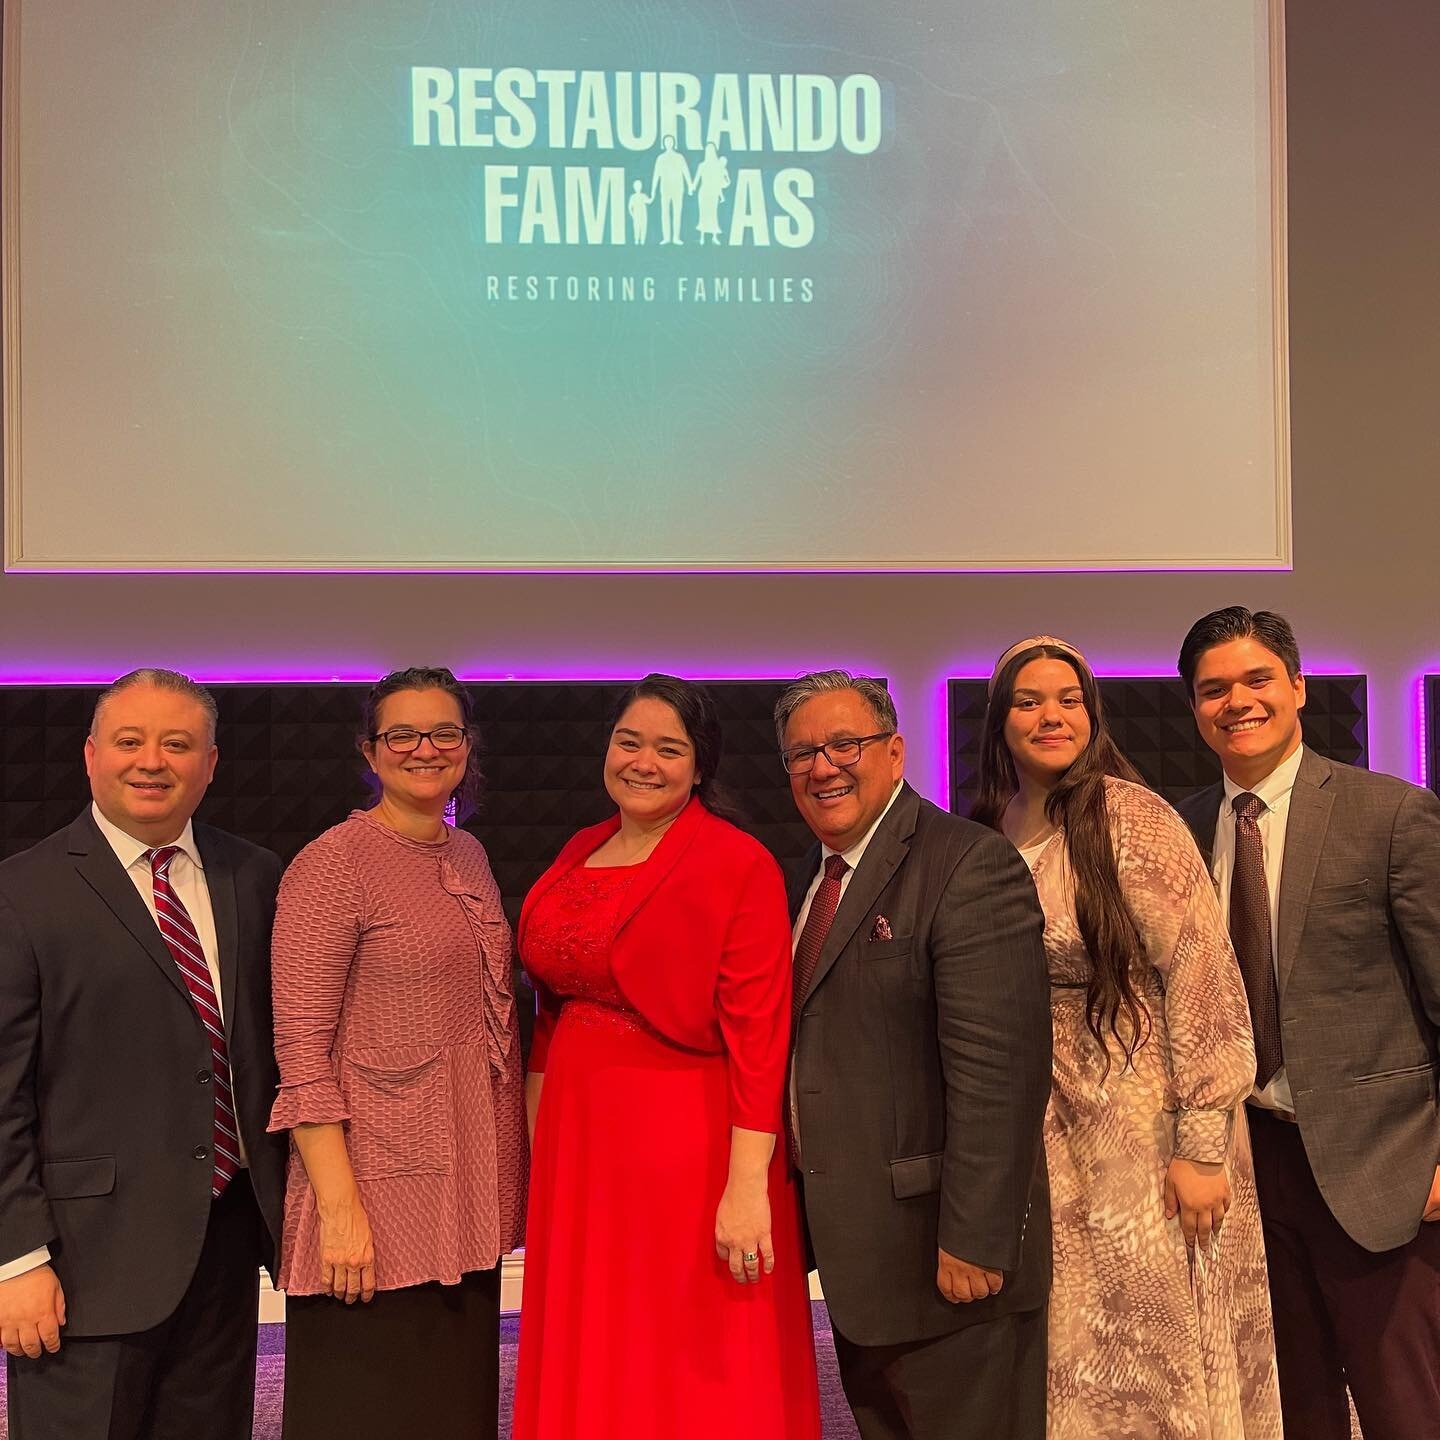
[370,726,468,754]
[780,732,894,775]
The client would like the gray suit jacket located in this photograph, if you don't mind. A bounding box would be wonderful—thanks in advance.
[788,783,1052,1347]
[1178,748,1440,1252]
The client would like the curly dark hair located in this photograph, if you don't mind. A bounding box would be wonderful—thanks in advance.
[359,666,483,819]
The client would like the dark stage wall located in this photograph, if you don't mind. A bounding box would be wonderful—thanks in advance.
[2,3,1438,800]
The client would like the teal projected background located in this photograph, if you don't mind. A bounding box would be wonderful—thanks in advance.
[7,0,1285,570]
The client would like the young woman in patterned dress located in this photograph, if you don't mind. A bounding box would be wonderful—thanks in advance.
[974,637,1282,1440]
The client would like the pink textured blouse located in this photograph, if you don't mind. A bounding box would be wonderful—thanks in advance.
[267,810,527,1295]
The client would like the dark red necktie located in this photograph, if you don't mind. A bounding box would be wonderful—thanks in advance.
[148,846,239,1196]
[789,853,849,1166]
[794,854,849,1020]
[1229,794,1284,1089]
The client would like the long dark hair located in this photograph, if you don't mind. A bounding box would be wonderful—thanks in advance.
[359,666,484,819]
[608,674,742,822]
[972,644,1151,1073]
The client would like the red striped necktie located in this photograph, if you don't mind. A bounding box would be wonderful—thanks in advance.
[147,845,239,1197]
[793,853,849,1020]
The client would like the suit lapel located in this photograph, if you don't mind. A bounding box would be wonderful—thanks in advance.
[67,811,188,1003]
[1186,782,1224,864]
[786,844,821,923]
[1276,748,1334,995]
[612,797,704,933]
[196,826,241,1039]
[800,785,917,1006]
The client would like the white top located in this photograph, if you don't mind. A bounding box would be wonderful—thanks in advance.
[1017,832,1059,870]
[1210,743,1305,1115]
[0,806,237,1280]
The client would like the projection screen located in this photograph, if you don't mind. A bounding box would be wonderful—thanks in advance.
[2,0,1288,572]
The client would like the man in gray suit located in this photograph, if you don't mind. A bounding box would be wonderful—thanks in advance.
[1176,607,1440,1440]
[777,670,1052,1440]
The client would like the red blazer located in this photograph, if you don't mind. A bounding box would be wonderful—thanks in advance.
[518,798,792,1133]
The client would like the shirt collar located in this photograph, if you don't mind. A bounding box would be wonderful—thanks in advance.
[1222,741,1305,814]
[90,802,204,873]
[821,781,905,871]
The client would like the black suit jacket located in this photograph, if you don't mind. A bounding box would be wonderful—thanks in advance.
[789,783,1053,1347]
[1178,749,1440,1252]
[0,810,287,1335]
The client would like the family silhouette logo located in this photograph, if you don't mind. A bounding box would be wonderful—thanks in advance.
[647,137,727,247]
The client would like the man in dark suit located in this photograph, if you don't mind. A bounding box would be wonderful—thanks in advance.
[775,670,1052,1440]
[0,668,286,1440]
[1176,607,1440,1440]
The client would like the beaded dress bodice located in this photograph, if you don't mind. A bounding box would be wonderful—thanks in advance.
[525,864,642,1025]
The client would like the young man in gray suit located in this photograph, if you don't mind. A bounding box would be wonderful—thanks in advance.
[0,669,286,1440]
[777,670,1052,1440]
[1176,608,1440,1440]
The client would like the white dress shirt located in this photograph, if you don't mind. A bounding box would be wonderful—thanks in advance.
[789,781,904,1156]
[0,806,238,1281]
[1209,743,1305,1115]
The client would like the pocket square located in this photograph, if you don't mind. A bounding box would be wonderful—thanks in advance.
[869,915,893,941]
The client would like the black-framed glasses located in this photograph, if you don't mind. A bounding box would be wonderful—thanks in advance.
[780,732,893,775]
[370,726,469,754]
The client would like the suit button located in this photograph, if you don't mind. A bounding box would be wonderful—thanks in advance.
[197,1070,211,1085]
[194,1145,209,1161]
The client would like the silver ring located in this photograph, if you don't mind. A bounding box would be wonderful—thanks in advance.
[743,1251,758,1263]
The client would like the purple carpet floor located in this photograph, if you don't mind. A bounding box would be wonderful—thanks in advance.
[0,1302,862,1439]
[1,1303,1365,1437]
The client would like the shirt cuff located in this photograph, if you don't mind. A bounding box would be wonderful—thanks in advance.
[1173,1107,1234,1165]
[0,1246,52,1283]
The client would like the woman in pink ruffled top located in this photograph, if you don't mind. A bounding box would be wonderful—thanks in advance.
[267,667,527,1440]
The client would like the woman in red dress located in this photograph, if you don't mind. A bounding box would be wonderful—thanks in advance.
[513,675,821,1440]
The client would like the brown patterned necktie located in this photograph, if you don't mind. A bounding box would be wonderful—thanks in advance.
[793,854,848,1020]
[1229,793,1284,1088]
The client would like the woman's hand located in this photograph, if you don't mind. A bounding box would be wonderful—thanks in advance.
[316,1191,376,1304]
[715,1178,774,1284]
[292,1121,376,1303]
[1164,1157,1231,1248]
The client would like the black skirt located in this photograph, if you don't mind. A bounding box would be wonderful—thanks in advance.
[282,1266,501,1439]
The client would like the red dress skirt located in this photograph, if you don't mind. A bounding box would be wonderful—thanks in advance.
[513,865,821,1439]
